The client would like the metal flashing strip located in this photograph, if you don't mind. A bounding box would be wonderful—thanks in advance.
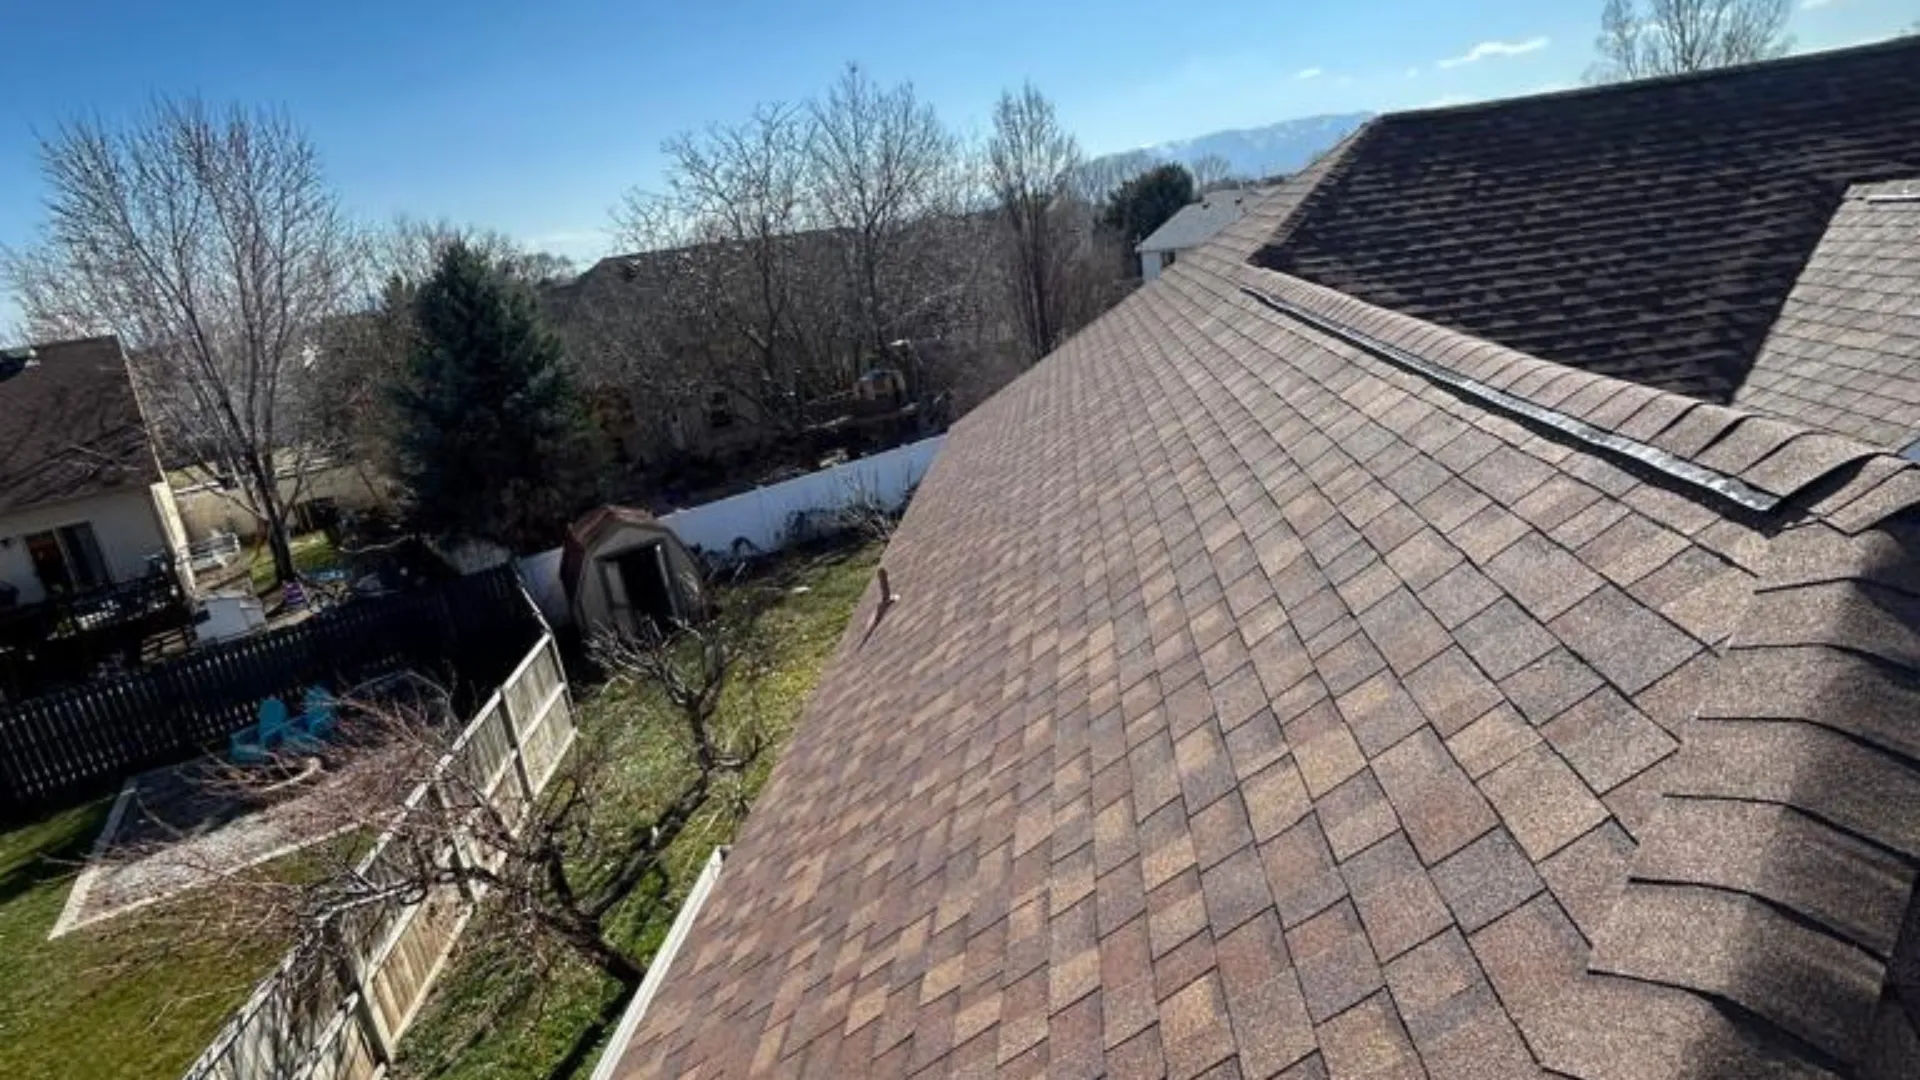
[1240,285,1781,513]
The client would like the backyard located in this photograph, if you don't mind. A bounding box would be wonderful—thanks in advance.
[0,803,299,1080]
[392,539,882,1080]
[0,538,880,1080]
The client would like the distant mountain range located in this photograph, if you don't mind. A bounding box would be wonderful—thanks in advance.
[1089,112,1373,184]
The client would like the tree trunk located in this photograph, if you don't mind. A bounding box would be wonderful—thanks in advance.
[244,450,298,588]
[543,907,644,988]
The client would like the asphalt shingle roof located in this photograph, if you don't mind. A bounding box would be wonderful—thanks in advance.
[0,336,159,516]
[609,72,1920,1074]
[1254,38,1920,404]
[1137,191,1262,256]
[1736,180,1920,451]
[606,44,1920,1076]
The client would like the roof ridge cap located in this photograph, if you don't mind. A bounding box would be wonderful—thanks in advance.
[1244,120,1381,261]
[1586,513,1920,1074]
[1386,36,1920,122]
[1235,266,1897,516]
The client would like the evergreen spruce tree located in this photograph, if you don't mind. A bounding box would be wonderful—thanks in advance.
[395,242,602,550]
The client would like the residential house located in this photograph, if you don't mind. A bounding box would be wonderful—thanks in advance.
[607,40,1920,1079]
[548,216,1023,475]
[1137,188,1263,280]
[0,337,194,611]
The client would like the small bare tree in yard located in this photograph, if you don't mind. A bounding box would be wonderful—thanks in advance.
[2,100,358,585]
[1590,0,1792,82]
[128,621,761,1062]
[988,82,1087,361]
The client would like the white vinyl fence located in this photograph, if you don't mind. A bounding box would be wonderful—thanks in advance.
[514,435,945,626]
[660,434,944,559]
[180,632,575,1080]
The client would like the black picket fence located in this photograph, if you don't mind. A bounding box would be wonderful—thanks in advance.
[0,567,541,818]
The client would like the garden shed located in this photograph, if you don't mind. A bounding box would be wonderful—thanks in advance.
[560,506,707,636]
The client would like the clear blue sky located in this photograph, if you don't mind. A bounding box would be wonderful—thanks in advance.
[0,0,1911,309]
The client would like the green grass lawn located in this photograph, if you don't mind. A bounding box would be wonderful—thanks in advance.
[248,531,342,594]
[0,803,288,1080]
[392,539,883,1080]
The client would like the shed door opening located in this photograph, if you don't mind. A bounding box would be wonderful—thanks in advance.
[612,543,676,633]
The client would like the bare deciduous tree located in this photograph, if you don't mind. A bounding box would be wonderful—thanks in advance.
[124,619,759,1040]
[1190,153,1237,191]
[807,64,968,362]
[2,99,358,584]
[1589,0,1793,82]
[612,105,848,435]
[987,82,1085,361]
[1072,149,1156,206]
[365,215,575,292]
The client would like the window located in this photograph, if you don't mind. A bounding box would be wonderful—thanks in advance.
[24,523,110,594]
[706,390,734,429]
[1164,250,1178,268]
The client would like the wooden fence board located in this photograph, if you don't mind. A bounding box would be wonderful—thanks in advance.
[181,632,576,1080]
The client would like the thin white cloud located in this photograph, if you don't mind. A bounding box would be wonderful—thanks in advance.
[1438,36,1551,68]
[1800,0,1838,8]
[1405,66,1420,78]
[1296,67,1324,80]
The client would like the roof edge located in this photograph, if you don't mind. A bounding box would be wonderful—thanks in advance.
[1242,122,1380,267]
[1386,36,1920,123]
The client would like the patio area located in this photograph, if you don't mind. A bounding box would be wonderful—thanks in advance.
[52,674,455,937]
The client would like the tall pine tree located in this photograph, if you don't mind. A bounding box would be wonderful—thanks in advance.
[395,242,602,551]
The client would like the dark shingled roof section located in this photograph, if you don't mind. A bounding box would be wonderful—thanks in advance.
[1736,180,1920,451]
[0,336,160,516]
[1252,38,1920,405]
[610,121,1920,1077]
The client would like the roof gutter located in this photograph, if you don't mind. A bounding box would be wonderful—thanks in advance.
[1239,284,1781,514]
[589,846,729,1080]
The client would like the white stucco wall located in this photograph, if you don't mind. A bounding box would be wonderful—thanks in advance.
[0,487,171,605]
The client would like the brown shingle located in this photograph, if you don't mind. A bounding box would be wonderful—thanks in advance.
[1445,705,1541,781]
[1315,992,1425,1080]
[1538,689,1677,794]
[1547,587,1700,695]
[1260,817,1350,928]
[1286,900,1385,1023]
[1338,831,1453,962]
[1455,599,1557,681]
[1478,745,1609,861]
[1315,771,1400,861]
[1370,728,1498,865]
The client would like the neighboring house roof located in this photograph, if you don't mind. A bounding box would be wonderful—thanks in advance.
[0,336,159,517]
[1255,37,1920,403]
[611,46,1920,1080]
[1735,180,1920,451]
[1137,190,1263,255]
